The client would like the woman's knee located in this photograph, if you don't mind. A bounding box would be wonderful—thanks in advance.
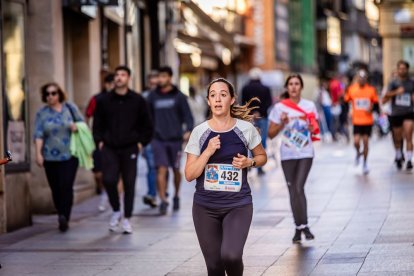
[221,251,243,267]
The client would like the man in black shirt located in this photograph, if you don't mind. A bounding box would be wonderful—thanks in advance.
[94,66,153,233]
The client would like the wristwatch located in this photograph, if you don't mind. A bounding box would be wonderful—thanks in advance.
[250,159,256,168]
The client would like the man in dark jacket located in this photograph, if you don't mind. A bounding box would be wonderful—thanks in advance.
[241,68,272,175]
[93,65,153,234]
[147,66,194,215]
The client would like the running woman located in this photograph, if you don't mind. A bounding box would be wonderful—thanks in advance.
[344,69,379,174]
[382,60,414,170]
[268,74,318,243]
[184,78,267,276]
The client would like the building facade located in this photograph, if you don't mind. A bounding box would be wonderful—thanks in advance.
[378,0,414,85]
[0,0,149,233]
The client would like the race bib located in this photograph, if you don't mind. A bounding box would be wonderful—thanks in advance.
[282,128,308,150]
[355,98,371,111]
[396,94,411,107]
[204,164,242,192]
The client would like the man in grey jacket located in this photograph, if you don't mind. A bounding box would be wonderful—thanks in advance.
[147,66,194,215]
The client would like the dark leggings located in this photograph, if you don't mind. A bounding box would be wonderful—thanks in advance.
[281,158,313,227]
[44,157,79,220]
[192,203,253,276]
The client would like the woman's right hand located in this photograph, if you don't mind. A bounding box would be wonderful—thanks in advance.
[281,112,289,125]
[205,135,221,156]
[36,154,44,167]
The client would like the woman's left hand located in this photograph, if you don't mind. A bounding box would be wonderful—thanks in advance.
[70,123,78,132]
[232,153,250,169]
[308,124,315,133]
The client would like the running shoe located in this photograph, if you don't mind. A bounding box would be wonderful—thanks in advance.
[363,163,370,175]
[292,229,302,243]
[159,201,169,215]
[121,218,133,234]
[407,161,413,171]
[173,196,180,211]
[58,215,69,232]
[302,227,315,240]
[98,194,107,212]
[143,195,157,208]
[109,211,121,232]
[395,158,403,170]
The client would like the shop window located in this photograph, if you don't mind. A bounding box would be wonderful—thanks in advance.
[2,1,29,172]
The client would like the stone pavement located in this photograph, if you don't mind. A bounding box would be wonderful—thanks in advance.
[1,136,414,276]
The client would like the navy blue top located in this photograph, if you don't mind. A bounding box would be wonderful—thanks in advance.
[147,86,194,141]
[185,120,262,209]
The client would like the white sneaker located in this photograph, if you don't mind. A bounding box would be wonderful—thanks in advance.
[122,218,133,234]
[363,163,370,175]
[98,194,107,212]
[109,211,121,232]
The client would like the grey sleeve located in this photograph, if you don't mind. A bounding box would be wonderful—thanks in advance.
[179,94,194,132]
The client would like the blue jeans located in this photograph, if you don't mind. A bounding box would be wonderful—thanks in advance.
[322,105,333,134]
[143,144,157,197]
[255,118,268,149]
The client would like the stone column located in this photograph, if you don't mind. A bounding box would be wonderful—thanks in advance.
[24,0,66,214]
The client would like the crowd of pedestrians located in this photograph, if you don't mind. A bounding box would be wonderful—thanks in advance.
[31,58,414,274]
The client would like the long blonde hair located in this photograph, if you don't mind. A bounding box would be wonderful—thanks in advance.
[206,78,259,123]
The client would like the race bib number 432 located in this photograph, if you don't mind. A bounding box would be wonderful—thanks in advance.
[204,164,242,192]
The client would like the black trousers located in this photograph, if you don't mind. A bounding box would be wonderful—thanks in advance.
[101,145,138,218]
[44,157,79,220]
[281,158,313,227]
[193,203,253,276]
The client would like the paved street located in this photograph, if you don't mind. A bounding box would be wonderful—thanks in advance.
[1,136,414,276]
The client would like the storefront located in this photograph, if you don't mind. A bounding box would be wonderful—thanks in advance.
[378,2,414,85]
[2,0,29,172]
[0,0,31,232]
[175,1,252,94]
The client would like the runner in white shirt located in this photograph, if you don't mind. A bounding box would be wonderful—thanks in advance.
[268,74,317,243]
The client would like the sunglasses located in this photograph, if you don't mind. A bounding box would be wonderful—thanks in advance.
[45,91,58,97]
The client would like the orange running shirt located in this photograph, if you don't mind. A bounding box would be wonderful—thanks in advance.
[344,83,378,126]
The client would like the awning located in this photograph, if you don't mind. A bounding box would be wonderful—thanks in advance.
[176,32,217,57]
[180,0,235,51]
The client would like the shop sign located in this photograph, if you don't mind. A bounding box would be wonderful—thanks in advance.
[63,0,118,6]
[274,0,289,64]
[401,25,414,37]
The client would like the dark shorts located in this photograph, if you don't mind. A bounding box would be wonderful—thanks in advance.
[353,125,372,136]
[151,139,183,169]
[92,149,102,172]
[389,113,414,128]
